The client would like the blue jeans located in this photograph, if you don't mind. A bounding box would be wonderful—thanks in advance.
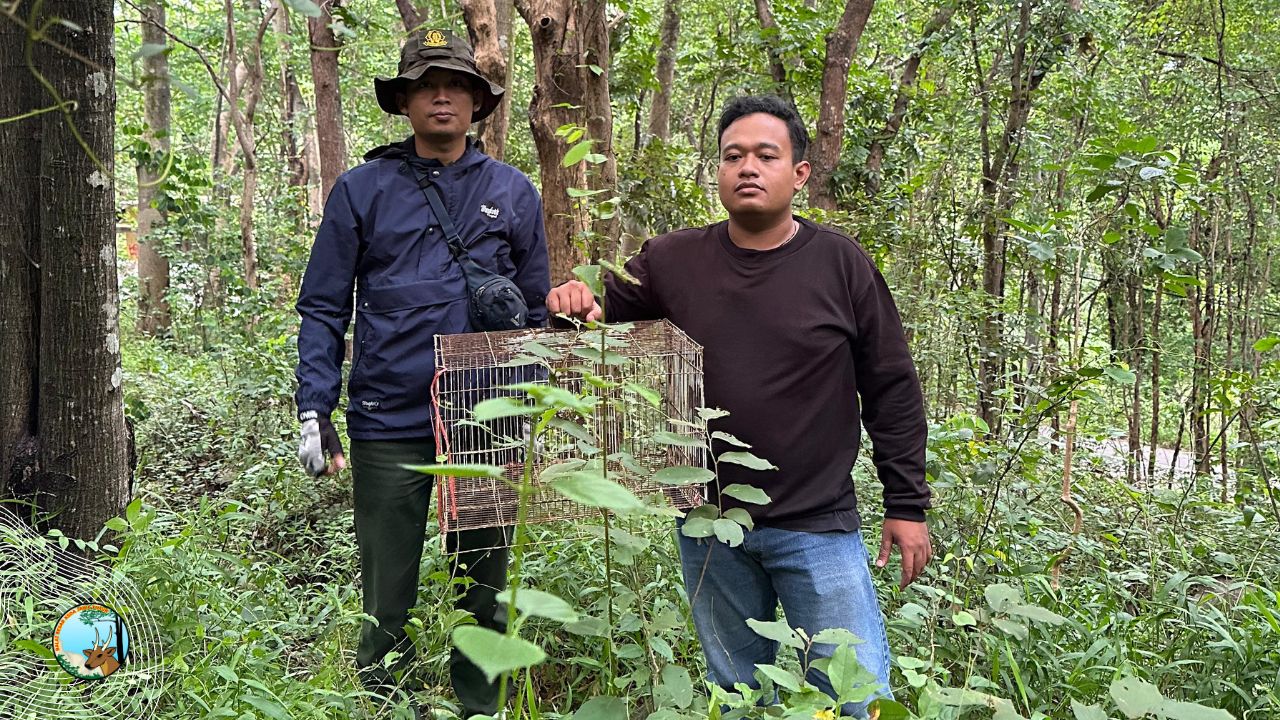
[677,524,892,717]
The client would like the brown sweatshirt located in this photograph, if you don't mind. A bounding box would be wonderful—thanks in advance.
[605,217,930,531]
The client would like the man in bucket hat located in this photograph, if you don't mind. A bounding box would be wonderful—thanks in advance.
[295,28,550,717]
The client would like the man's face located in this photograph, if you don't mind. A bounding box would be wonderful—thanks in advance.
[717,112,810,220]
[397,68,481,143]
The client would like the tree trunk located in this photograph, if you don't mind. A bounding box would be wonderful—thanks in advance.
[808,0,875,211]
[752,0,792,103]
[1,0,131,537]
[310,0,348,204]
[581,0,618,256]
[647,0,680,144]
[463,0,513,160]
[396,0,423,30]
[515,0,607,281]
[274,2,306,193]
[136,0,173,335]
[865,5,953,195]
[0,5,41,502]
[225,0,271,290]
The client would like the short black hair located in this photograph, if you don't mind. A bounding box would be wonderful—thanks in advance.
[717,95,809,163]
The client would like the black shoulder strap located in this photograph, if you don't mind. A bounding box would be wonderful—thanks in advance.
[410,166,467,261]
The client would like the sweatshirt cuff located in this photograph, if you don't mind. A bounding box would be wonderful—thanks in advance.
[884,506,927,522]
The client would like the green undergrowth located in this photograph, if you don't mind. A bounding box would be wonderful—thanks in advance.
[100,325,1280,719]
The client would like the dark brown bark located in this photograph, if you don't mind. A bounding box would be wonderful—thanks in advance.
[136,0,172,334]
[808,0,875,211]
[396,0,423,31]
[463,0,513,161]
[865,5,954,195]
[647,0,680,144]
[273,2,305,190]
[0,4,41,501]
[3,0,131,537]
[516,0,619,281]
[581,0,618,255]
[309,0,348,204]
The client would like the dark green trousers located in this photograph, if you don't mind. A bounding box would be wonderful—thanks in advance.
[350,439,509,716]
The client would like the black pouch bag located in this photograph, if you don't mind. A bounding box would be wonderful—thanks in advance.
[416,172,529,331]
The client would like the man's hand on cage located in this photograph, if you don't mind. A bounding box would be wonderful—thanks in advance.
[547,280,603,322]
[298,411,346,477]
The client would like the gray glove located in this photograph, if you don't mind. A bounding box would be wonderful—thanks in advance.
[298,411,344,476]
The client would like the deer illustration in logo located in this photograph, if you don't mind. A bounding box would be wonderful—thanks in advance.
[83,626,121,677]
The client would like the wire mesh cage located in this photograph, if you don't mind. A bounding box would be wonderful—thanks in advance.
[431,320,705,540]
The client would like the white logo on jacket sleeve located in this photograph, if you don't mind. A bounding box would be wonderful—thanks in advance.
[480,203,501,219]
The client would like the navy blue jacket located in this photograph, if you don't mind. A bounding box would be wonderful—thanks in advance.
[295,137,550,439]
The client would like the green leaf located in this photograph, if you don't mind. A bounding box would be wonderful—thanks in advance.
[574,696,627,720]
[549,473,645,513]
[1159,700,1234,720]
[1110,676,1165,718]
[754,663,802,692]
[711,431,751,448]
[242,695,291,720]
[870,700,913,720]
[812,627,862,646]
[403,463,504,478]
[564,614,610,637]
[549,417,596,445]
[697,407,730,421]
[723,507,754,531]
[983,583,1021,613]
[625,382,662,407]
[473,396,537,420]
[496,588,579,623]
[660,665,694,709]
[952,610,977,627]
[828,644,877,705]
[282,0,323,17]
[572,264,604,298]
[717,451,778,471]
[713,518,744,546]
[452,626,546,683]
[992,618,1028,641]
[681,516,715,538]
[1253,336,1280,353]
[1007,603,1067,626]
[1103,366,1137,385]
[14,640,54,659]
[745,618,804,650]
[653,465,715,485]
[562,139,594,167]
[721,484,770,505]
[654,431,705,448]
[1070,701,1108,720]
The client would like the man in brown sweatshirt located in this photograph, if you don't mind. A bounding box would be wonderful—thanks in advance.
[548,95,931,716]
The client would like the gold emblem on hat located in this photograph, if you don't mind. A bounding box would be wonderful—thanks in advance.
[423,29,448,47]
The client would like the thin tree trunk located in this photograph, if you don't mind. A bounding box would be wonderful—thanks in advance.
[752,0,792,103]
[1147,280,1163,480]
[647,0,680,144]
[310,0,348,204]
[226,0,272,290]
[274,2,307,192]
[582,0,618,258]
[463,0,513,160]
[28,0,131,538]
[865,5,954,195]
[809,0,876,211]
[136,0,172,334]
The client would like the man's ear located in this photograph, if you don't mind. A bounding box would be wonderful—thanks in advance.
[397,91,409,115]
[793,160,812,190]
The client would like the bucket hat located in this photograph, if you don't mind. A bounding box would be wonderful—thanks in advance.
[374,28,504,122]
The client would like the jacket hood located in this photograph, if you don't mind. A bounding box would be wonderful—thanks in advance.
[363,136,488,168]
